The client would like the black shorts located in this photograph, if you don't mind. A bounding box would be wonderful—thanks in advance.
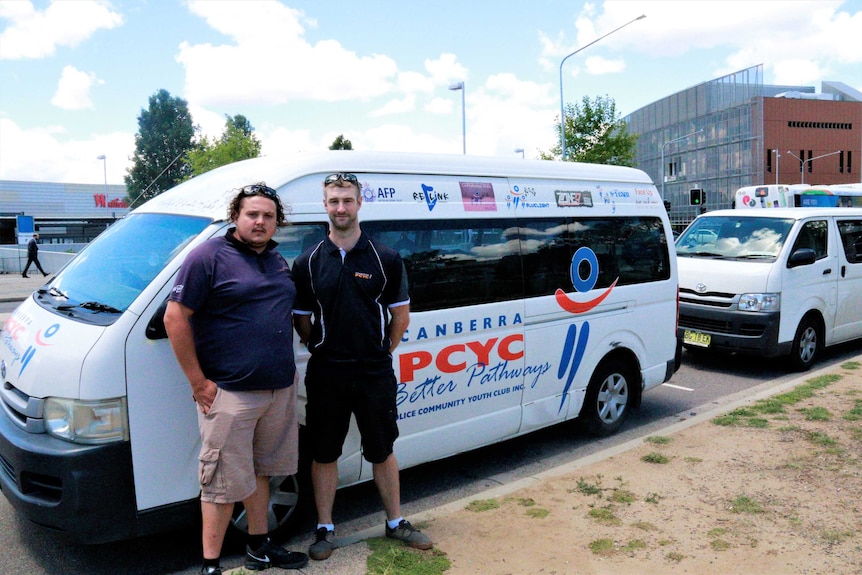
[305,358,399,464]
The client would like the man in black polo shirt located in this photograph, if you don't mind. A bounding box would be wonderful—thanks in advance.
[293,173,432,561]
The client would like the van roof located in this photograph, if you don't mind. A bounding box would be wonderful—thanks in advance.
[137,151,657,220]
[709,207,862,219]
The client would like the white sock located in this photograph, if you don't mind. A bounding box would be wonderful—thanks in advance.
[387,517,404,530]
[317,523,335,532]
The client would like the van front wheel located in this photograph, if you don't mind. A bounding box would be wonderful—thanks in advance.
[789,316,819,371]
[229,474,302,540]
[579,360,635,437]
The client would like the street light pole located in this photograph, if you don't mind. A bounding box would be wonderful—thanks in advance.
[660,129,703,199]
[449,81,466,154]
[96,154,107,216]
[772,149,780,185]
[559,14,645,160]
[514,148,525,158]
[785,150,840,184]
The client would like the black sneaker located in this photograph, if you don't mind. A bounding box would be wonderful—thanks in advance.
[200,567,222,575]
[309,527,335,560]
[245,537,309,571]
[385,519,433,550]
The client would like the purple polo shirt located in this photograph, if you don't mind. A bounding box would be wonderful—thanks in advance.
[169,229,296,391]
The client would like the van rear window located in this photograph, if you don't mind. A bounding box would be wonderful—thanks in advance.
[364,217,669,312]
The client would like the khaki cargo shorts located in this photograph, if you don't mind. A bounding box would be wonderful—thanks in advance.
[197,385,299,504]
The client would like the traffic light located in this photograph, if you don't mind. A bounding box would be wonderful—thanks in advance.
[689,188,705,206]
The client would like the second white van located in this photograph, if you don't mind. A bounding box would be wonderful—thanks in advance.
[676,207,862,370]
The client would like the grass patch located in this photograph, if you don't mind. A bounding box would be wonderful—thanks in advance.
[641,452,670,464]
[465,498,499,512]
[589,538,615,556]
[516,497,536,507]
[803,430,837,446]
[525,507,549,519]
[645,492,663,504]
[798,406,831,421]
[589,506,621,526]
[710,539,732,551]
[366,537,450,575]
[841,361,861,371]
[573,477,603,496]
[666,551,685,562]
[843,399,862,421]
[621,539,647,553]
[644,435,672,445]
[730,495,764,514]
[610,488,636,504]
[631,521,658,531]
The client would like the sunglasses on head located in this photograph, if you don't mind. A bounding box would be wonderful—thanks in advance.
[239,184,279,200]
[324,173,359,186]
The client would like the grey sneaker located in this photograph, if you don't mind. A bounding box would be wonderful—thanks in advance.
[385,519,433,550]
[309,527,335,561]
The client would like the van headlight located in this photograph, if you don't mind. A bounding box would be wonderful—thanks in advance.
[43,397,129,444]
[738,293,780,312]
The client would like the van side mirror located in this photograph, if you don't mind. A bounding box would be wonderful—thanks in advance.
[146,298,169,340]
[788,248,816,268]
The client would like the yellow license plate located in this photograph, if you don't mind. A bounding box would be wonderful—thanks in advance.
[683,330,711,348]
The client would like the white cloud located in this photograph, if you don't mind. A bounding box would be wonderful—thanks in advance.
[584,55,625,75]
[0,0,122,60]
[177,1,398,108]
[370,95,417,117]
[0,118,133,184]
[51,65,99,110]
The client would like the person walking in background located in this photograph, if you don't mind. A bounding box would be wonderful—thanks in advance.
[22,233,48,278]
[164,184,308,575]
[292,172,432,562]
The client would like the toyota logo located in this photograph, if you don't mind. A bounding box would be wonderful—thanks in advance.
[695,283,708,293]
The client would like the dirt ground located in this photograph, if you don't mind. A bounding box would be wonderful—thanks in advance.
[423,360,862,575]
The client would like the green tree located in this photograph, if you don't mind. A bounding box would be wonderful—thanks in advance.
[541,95,637,165]
[329,134,353,150]
[187,114,262,178]
[124,89,195,208]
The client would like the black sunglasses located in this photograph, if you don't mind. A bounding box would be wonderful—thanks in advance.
[324,173,359,186]
[239,184,279,199]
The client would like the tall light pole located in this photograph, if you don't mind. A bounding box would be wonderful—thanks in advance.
[785,150,840,184]
[559,14,645,160]
[449,81,466,154]
[96,154,107,215]
[772,149,780,185]
[514,148,525,158]
[660,129,703,199]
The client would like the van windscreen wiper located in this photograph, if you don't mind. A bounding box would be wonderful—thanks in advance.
[56,301,122,314]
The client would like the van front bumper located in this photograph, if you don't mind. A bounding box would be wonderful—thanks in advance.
[677,303,787,357]
[0,408,195,543]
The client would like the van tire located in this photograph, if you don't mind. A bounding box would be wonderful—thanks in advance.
[789,315,820,371]
[579,359,635,437]
[228,474,305,541]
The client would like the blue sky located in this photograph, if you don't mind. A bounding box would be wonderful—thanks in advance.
[1,0,861,186]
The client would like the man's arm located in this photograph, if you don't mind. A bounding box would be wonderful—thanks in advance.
[293,312,312,344]
[163,300,218,414]
[388,303,410,353]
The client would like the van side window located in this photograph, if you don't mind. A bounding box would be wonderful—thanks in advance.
[273,224,328,265]
[791,220,828,260]
[837,220,862,263]
[365,219,521,312]
[364,216,670,312]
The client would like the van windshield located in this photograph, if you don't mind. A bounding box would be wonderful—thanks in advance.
[38,213,210,323]
[675,216,794,261]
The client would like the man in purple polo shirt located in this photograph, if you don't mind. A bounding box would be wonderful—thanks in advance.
[165,184,308,575]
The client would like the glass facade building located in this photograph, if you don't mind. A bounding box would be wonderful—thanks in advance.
[626,65,771,228]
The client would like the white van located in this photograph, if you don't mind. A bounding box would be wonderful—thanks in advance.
[676,207,862,370]
[0,152,679,543]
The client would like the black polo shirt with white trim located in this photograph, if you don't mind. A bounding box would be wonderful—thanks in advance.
[292,231,409,362]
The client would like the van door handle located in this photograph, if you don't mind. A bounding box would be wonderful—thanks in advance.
[822,268,832,275]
